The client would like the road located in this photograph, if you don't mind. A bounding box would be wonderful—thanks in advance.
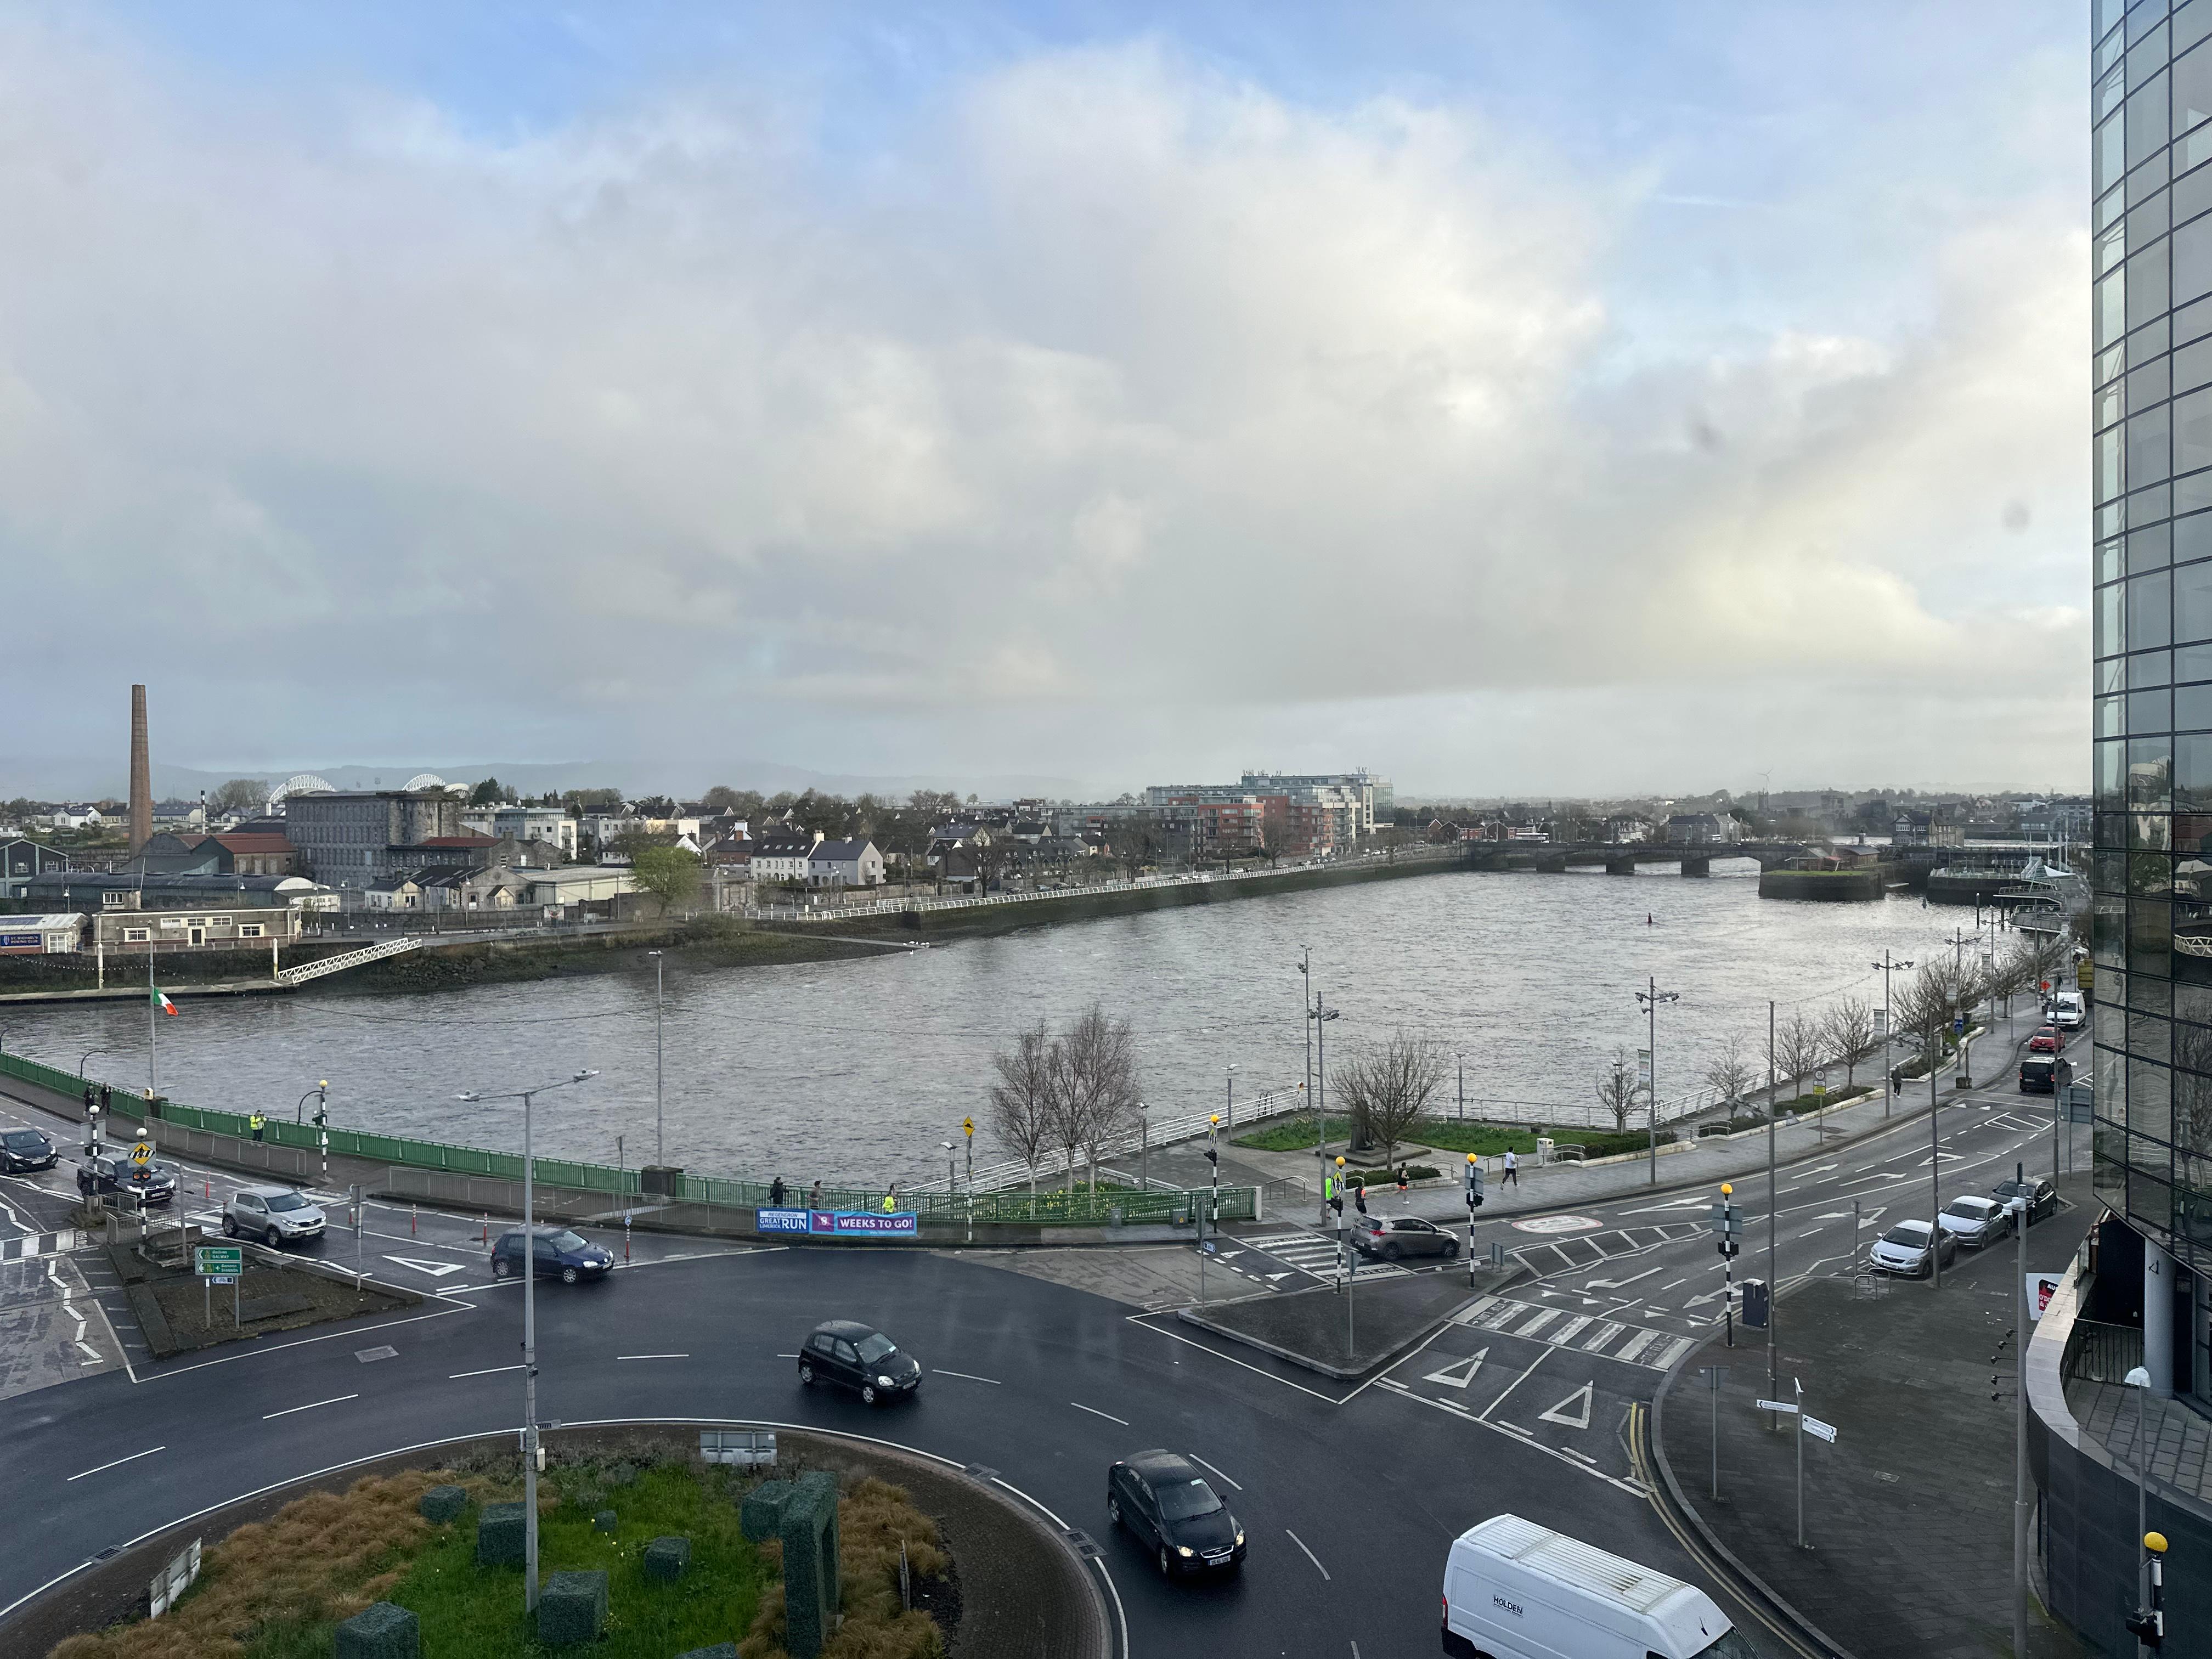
[0,1022,2084,1657]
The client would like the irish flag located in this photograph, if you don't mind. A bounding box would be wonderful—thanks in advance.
[152,987,177,1017]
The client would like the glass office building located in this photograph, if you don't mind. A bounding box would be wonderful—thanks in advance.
[2094,0,2212,1412]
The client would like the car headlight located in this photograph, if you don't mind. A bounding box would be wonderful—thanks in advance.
[1177,1545,1195,1557]
[877,1375,895,1387]
[1235,1530,1244,1545]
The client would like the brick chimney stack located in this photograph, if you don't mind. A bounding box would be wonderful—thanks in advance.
[128,684,151,854]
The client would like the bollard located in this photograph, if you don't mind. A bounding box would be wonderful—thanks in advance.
[481,1214,488,1243]
[411,1204,417,1236]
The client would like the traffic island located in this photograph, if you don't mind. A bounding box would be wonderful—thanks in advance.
[110,1243,417,1359]
[1179,1262,1527,1379]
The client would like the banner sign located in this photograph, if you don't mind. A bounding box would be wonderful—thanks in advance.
[2027,1272,2063,1322]
[755,1207,918,1240]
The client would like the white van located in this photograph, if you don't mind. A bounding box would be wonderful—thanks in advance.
[2050,991,2086,1030]
[1441,1515,1753,1659]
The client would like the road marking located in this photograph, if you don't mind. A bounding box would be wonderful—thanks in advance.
[1798,1228,1823,1239]
[1480,1347,1551,1420]
[1422,1348,1489,1389]
[1285,1527,1331,1580]
[382,1256,465,1278]
[1188,1453,1243,1491]
[66,1445,165,1482]
[616,1353,687,1361]
[1658,1278,1688,1293]
[1587,1265,1663,1292]
[933,1368,1001,1385]
[1620,1198,1709,1214]
[1375,1377,1649,1496]
[262,1392,359,1420]
[448,1365,523,1379]
[1538,1383,1594,1429]
[1070,1401,1130,1426]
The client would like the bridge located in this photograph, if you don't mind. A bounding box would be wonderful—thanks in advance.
[1459,839,1828,877]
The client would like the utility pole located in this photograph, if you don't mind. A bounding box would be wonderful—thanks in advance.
[963,1116,975,1245]
[2012,1187,2031,1659]
[1767,1000,1779,1408]
[1933,1014,1954,1289]
[1457,1050,1465,1123]
[648,950,665,1166]
[1298,949,1319,1221]
[1313,992,1340,1198]
[1637,978,1679,1186]
[1870,950,1914,1120]
[1226,1064,1235,1137]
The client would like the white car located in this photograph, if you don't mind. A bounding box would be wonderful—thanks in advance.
[224,1184,327,1248]
[1938,1194,2012,1249]
[1870,1218,1957,1277]
[2050,992,2086,1030]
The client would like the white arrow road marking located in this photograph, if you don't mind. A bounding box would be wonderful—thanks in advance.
[1586,1265,1663,1292]
[1620,1198,1709,1214]
[1684,1289,1728,1308]
[1423,1348,1489,1389]
[384,1256,466,1278]
[1538,1383,1594,1430]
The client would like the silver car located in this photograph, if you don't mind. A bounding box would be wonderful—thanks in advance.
[1938,1194,2013,1249]
[1869,1218,1957,1278]
[224,1184,327,1248]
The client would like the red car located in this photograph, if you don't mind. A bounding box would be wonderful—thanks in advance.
[2028,1026,2063,1054]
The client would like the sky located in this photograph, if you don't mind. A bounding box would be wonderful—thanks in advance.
[0,2,2091,800]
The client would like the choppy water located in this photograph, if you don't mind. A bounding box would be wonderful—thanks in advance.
[2,865,1989,1185]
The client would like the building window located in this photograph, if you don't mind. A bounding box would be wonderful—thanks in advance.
[103,891,129,905]
[239,924,263,938]
[122,928,149,943]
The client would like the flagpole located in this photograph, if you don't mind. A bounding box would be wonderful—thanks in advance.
[147,938,156,1097]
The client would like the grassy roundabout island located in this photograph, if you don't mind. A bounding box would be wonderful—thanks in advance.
[50,1438,951,1659]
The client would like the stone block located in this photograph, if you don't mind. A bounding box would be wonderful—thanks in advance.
[674,1646,738,1659]
[781,1474,842,1659]
[644,1534,691,1581]
[417,1484,467,1525]
[476,1501,526,1565]
[594,1507,619,1534]
[334,1600,419,1659]
[536,1568,608,1646]
[738,1479,792,1542]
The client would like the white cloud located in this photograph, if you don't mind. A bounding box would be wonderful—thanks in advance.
[0,20,2087,794]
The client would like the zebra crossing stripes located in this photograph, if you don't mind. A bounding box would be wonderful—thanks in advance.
[0,1230,86,1265]
[1454,1296,1696,1373]
[1240,1231,1408,1278]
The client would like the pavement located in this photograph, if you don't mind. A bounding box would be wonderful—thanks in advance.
[1656,1171,2100,1659]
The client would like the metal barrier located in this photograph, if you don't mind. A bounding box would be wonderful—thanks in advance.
[2064,1317,2146,1385]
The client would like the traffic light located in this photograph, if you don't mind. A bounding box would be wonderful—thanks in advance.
[1465,1156,1485,1208]
[1204,1145,1218,1169]
[1709,1199,1741,1257]
[1328,1192,1344,1218]
[2129,1532,2168,1649]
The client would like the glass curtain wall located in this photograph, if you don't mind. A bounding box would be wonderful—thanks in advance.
[2093,0,2212,1412]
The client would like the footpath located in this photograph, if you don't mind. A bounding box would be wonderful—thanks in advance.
[1655,1170,2098,1659]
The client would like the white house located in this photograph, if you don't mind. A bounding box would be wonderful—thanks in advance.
[808,838,886,889]
[751,827,822,885]
[49,806,103,830]
[460,805,578,860]
[362,874,424,910]
[0,913,84,953]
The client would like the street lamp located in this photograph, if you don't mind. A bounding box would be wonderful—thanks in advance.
[2126,1362,2155,1640]
[296,1081,328,1124]
[455,1067,601,1615]
[646,951,665,1167]
[941,1140,955,1197]
[1635,979,1679,1187]
[1225,1064,1235,1136]
[1137,1102,1148,1191]
[78,1048,103,1077]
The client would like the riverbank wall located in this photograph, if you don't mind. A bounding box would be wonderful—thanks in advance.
[333,918,899,994]
[1756,867,1886,901]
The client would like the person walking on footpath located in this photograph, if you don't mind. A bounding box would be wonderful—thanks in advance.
[249,1111,266,1143]
[1354,1180,1369,1216]
[768,1175,787,1207]
[808,1179,823,1210]
[1502,1147,1518,1188]
[882,1182,899,1214]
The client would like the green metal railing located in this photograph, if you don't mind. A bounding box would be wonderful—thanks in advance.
[0,1050,1255,1226]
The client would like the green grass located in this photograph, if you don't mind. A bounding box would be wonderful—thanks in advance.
[1233,1115,1662,1159]
[1231,1115,1357,1151]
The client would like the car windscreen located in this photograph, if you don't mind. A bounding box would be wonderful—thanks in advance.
[266,1193,312,1212]
[1943,1201,1988,1218]
[1881,1225,1930,1246]
[1694,1630,1760,1659]
[2,1131,44,1148]
[547,1231,589,1252]
[855,1333,897,1364]
[1154,1477,1222,1520]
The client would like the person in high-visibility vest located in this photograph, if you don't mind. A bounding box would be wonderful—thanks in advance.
[249,1113,266,1143]
[881,1183,898,1214]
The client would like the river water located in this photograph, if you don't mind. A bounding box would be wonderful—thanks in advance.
[3,866,1993,1186]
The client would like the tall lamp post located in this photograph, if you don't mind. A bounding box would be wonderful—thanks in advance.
[647,950,665,1166]
[455,1068,601,1615]
[1312,998,1339,1183]
[1870,951,1913,1119]
[1225,1064,1235,1137]
[1635,979,1679,1186]
[79,1048,104,1077]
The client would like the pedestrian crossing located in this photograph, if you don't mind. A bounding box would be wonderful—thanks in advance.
[0,1229,87,1265]
[1241,1230,1409,1279]
[1453,1295,1697,1372]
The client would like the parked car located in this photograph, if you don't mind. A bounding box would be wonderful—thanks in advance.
[223,1184,326,1248]
[2027,1025,2064,1055]
[1348,1214,1460,1262]
[0,1127,57,1172]
[76,1154,176,1206]
[2020,1055,2072,1094]
[489,1225,613,1285]
[1107,1451,1245,1577]
[796,1319,921,1404]
[1869,1218,1956,1278]
[2051,991,2087,1030]
[1937,1194,2013,1249]
[1992,1175,2061,1225]
[1443,1514,1752,1659]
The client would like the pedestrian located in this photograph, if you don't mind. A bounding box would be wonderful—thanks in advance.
[882,1182,898,1214]
[1354,1180,1368,1216]
[1502,1147,1518,1188]
[1396,1167,1409,1195]
[249,1111,266,1143]
[769,1175,787,1207]
[808,1179,823,1210]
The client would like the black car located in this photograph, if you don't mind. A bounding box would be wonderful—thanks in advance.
[0,1128,57,1172]
[489,1226,613,1284]
[1992,1175,2061,1225]
[797,1319,921,1405]
[1348,1214,1459,1262]
[76,1154,177,1206]
[2019,1055,2073,1094]
[1108,1451,1245,1576]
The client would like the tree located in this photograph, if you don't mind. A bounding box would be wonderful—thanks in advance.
[987,1021,1059,1198]
[1765,1010,1824,1101]
[1338,1032,1449,1169]
[633,795,679,819]
[207,777,267,815]
[469,777,507,806]
[1594,1051,1641,1133]
[1258,816,1287,868]
[1819,996,1881,1087]
[628,844,703,915]
[1052,1005,1141,1194]
[1700,1034,1756,1115]
[1108,813,1167,877]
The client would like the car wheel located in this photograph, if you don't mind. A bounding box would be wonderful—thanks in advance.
[1443,1241,1459,1259]
[861,1384,879,1406]
[222,1217,238,1238]
[561,1267,579,1285]
[492,1257,511,1279]
[1159,1545,1175,1577]
[1108,1496,1122,1529]
[1382,1243,1401,1261]
[798,1362,815,1386]
[264,1227,283,1249]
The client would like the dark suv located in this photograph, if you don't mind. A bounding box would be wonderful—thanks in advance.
[1108,1451,1245,1576]
[0,1128,57,1172]
[489,1226,613,1284]
[1993,1175,2061,1225]
[797,1320,921,1405]
[1348,1214,1459,1262]
[76,1154,177,1206]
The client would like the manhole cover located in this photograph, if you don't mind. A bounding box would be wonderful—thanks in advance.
[1877,1471,1899,1483]
[355,1345,398,1363]
[1064,1530,1103,1558]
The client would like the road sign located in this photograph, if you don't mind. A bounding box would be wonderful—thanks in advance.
[2028,1272,2063,1321]
[194,1245,243,1278]
[131,1140,153,1166]
[1802,1415,1838,1443]
[1756,1398,1799,1414]
[207,1275,236,1286]
[961,1116,974,1136]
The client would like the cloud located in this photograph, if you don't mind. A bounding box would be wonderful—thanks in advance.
[0,18,2086,794]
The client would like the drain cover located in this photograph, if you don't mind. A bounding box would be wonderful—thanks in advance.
[355,1345,398,1363]
[1064,1530,1103,1558]
[963,1464,999,1481]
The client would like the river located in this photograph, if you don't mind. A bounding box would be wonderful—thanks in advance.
[2,866,2001,1186]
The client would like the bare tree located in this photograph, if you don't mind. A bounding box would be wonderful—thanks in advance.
[1819,997,1881,1088]
[1595,1051,1641,1133]
[1766,1011,1824,1101]
[1700,1034,1756,1115]
[1893,959,1980,1077]
[1054,1005,1141,1193]
[986,1022,1059,1198]
[1335,1033,1449,1170]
